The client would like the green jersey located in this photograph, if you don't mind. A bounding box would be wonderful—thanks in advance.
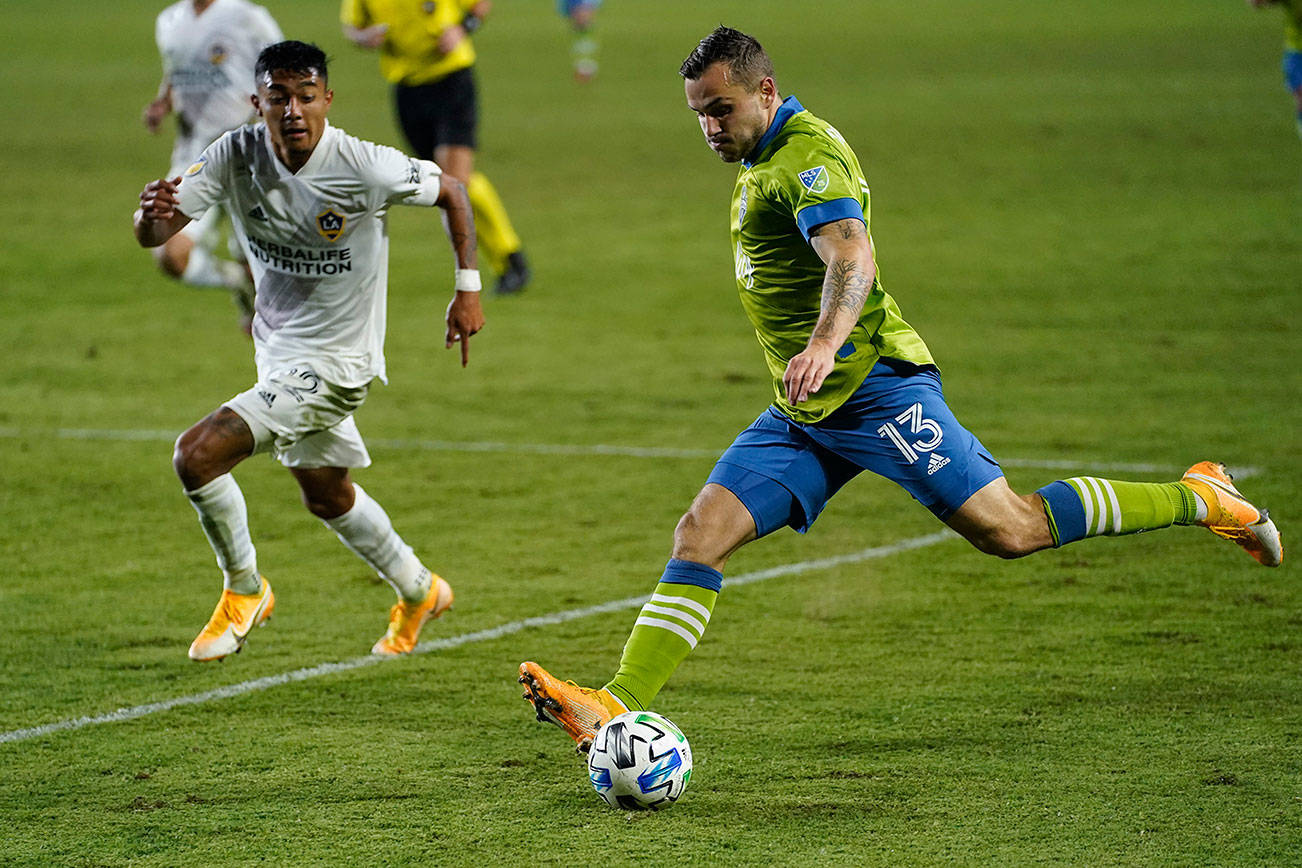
[1285,0,1302,51]
[731,96,933,424]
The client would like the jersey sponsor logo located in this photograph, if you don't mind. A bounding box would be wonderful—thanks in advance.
[247,206,268,221]
[734,241,754,290]
[184,158,207,177]
[246,234,353,275]
[316,208,346,242]
[798,166,829,194]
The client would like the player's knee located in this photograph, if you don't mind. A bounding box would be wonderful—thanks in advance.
[173,428,215,489]
[153,244,186,279]
[300,488,350,520]
[671,508,725,568]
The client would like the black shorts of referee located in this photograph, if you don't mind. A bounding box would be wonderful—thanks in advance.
[394,66,478,159]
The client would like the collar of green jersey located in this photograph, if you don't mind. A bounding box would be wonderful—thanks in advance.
[742,95,805,168]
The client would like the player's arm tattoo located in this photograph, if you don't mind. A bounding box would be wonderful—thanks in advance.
[810,218,873,342]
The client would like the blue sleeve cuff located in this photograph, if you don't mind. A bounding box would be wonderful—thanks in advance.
[795,197,865,241]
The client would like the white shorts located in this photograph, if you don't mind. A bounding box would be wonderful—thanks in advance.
[225,363,373,469]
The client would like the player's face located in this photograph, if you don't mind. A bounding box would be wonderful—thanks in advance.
[685,62,778,163]
[254,69,333,169]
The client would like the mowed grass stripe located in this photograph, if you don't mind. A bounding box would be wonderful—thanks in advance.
[0,427,1257,477]
[0,531,955,746]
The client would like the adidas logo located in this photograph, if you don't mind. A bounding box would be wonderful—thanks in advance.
[926,453,950,476]
[247,206,268,221]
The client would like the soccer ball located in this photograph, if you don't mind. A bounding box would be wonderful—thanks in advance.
[586,711,693,811]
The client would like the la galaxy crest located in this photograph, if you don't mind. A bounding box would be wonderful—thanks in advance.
[316,208,346,241]
[798,166,829,194]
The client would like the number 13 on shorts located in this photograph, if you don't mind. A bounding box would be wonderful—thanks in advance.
[877,402,943,464]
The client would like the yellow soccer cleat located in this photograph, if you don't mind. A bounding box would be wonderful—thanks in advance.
[189,577,275,662]
[518,661,627,753]
[371,575,454,656]
[1181,462,1283,567]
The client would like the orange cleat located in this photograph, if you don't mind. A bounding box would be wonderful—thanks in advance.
[1181,462,1282,567]
[519,661,627,752]
[189,577,275,661]
[371,575,454,655]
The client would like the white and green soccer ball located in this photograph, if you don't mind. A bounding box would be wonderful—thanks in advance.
[586,711,693,811]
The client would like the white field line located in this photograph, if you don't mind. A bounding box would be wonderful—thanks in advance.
[0,426,1259,477]
[0,531,955,746]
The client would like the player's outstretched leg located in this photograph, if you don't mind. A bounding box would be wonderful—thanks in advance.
[1034,463,1281,566]
[518,662,628,752]
[1180,462,1282,566]
[189,576,275,661]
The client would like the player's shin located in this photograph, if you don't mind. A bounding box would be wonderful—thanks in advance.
[1036,478,1197,546]
[323,483,430,602]
[604,559,721,711]
[185,474,260,593]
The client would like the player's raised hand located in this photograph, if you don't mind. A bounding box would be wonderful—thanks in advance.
[142,97,171,134]
[783,341,836,404]
[445,291,485,367]
[138,177,182,220]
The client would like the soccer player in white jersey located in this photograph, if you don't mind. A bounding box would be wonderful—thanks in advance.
[134,41,486,661]
[143,0,283,332]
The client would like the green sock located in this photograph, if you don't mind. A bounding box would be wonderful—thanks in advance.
[605,561,720,711]
[1038,478,1198,545]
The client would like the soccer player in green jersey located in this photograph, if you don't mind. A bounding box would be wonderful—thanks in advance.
[1250,0,1302,139]
[519,26,1283,751]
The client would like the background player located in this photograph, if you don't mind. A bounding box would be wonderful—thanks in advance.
[342,0,532,295]
[518,26,1283,750]
[133,40,485,661]
[557,0,602,82]
[144,0,283,332]
[1249,0,1302,139]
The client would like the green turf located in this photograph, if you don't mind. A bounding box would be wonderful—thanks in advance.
[1,0,1298,864]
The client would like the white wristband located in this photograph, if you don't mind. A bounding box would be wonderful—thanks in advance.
[454,268,482,293]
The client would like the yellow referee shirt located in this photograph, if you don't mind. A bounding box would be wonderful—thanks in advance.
[341,0,479,86]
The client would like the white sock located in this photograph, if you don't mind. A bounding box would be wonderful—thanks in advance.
[324,484,430,602]
[1191,490,1209,523]
[185,474,260,594]
[181,245,248,291]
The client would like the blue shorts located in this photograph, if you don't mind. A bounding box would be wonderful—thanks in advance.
[706,361,1004,536]
[556,0,601,15]
[1284,51,1302,92]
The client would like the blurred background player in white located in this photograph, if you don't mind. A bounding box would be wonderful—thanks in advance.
[341,0,532,295]
[134,41,486,661]
[143,0,283,332]
[557,0,602,82]
[1249,0,1302,140]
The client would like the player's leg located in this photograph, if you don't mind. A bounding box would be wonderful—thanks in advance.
[522,411,839,749]
[564,0,600,81]
[173,405,271,661]
[431,68,529,294]
[285,423,452,655]
[1284,50,1302,140]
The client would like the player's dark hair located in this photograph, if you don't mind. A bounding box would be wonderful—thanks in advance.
[679,26,775,91]
[255,40,329,84]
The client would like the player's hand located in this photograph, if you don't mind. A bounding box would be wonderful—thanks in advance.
[142,98,171,133]
[783,340,837,404]
[445,290,485,367]
[350,23,389,49]
[438,25,466,55]
[138,177,183,221]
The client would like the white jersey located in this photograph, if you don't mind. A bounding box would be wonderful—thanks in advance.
[175,122,444,387]
[155,0,282,172]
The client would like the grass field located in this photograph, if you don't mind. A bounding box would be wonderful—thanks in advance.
[1,0,1299,863]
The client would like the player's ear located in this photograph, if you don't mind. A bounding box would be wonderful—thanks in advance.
[250,93,263,117]
[759,77,777,105]
[324,89,334,109]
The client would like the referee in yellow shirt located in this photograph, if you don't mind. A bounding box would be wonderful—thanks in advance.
[343,0,530,293]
